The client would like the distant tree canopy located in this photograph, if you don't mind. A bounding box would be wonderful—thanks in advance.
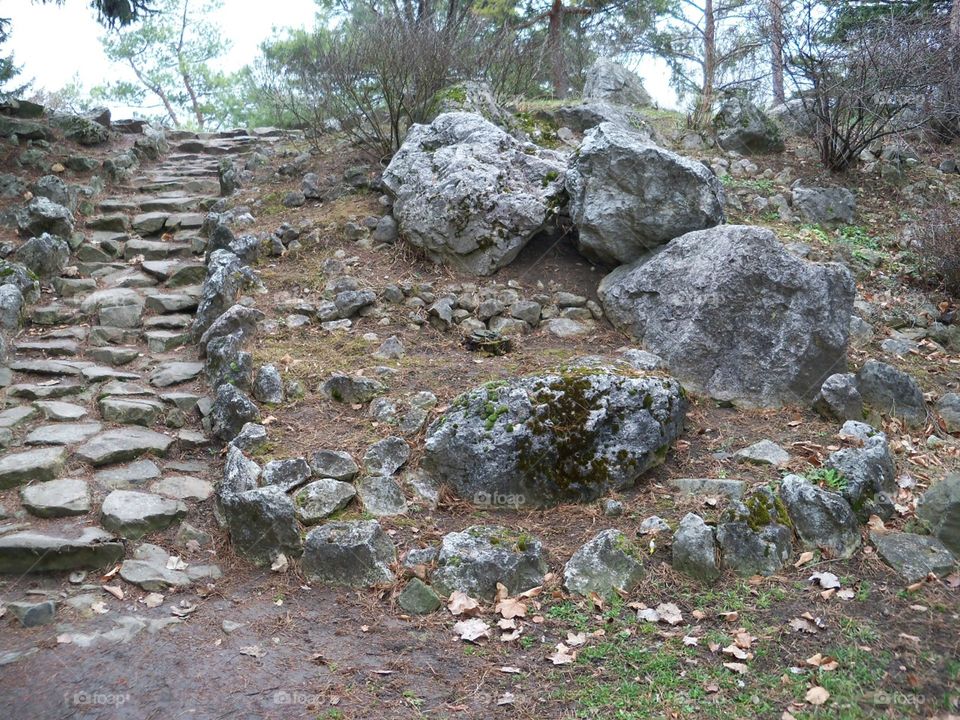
[43,0,156,27]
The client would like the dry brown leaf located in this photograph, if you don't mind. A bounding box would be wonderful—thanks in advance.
[794,551,814,567]
[500,666,522,674]
[733,630,754,649]
[656,602,683,626]
[805,686,830,705]
[518,586,543,598]
[496,596,527,619]
[453,618,491,643]
[566,632,586,647]
[102,584,124,600]
[447,591,481,617]
[548,643,577,665]
[683,635,700,646]
[719,611,739,623]
[722,644,753,660]
[723,662,749,674]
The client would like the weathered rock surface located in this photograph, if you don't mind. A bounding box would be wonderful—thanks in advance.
[712,96,784,154]
[294,478,357,524]
[917,473,960,556]
[582,59,652,107]
[220,486,302,566]
[382,112,566,275]
[431,526,546,599]
[20,478,90,517]
[302,520,395,586]
[872,531,957,582]
[780,474,861,558]
[599,225,855,407]
[563,529,643,595]
[0,446,66,488]
[566,122,724,265]
[100,490,187,539]
[423,364,686,505]
[0,527,124,573]
[855,360,926,427]
[75,428,173,466]
[671,513,720,582]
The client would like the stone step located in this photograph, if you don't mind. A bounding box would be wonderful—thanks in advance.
[0,527,124,573]
[24,421,103,446]
[14,339,80,357]
[125,238,194,261]
[74,427,174,466]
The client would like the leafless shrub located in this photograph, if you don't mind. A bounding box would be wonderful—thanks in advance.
[910,204,960,297]
[782,2,960,171]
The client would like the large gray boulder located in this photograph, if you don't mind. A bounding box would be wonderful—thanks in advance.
[825,422,896,519]
[552,102,658,140]
[712,96,784,154]
[916,473,960,556]
[599,225,855,407]
[422,363,687,506]
[779,475,861,559]
[791,186,856,225]
[582,59,652,107]
[221,485,302,566]
[426,81,519,137]
[17,197,74,238]
[563,529,644,595]
[855,360,926,427]
[769,98,817,136]
[13,234,70,278]
[302,520,395,586]
[431,525,547,599]
[566,122,725,265]
[382,112,566,276]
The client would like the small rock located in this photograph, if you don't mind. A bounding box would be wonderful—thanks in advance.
[671,513,719,583]
[398,578,441,615]
[563,528,643,595]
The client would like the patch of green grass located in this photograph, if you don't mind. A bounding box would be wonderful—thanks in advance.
[545,601,591,631]
[836,224,882,250]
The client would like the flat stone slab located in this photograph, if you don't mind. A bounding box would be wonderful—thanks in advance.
[0,405,39,428]
[20,478,91,517]
[94,459,162,489]
[88,346,140,366]
[145,330,191,353]
[145,292,198,314]
[99,380,156,397]
[119,543,191,590]
[872,531,957,582]
[0,527,124,573]
[75,428,174,466]
[149,362,204,387]
[10,359,87,376]
[735,440,790,467]
[101,490,187,539]
[24,422,103,446]
[81,366,141,382]
[0,446,67,489]
[15,339,79,357]
[98,397,164,426]
[151,475,214,501]
[125,238,193,260]
[8,383,85,400]
[34,400,88,421]
[132,211,169,235]
[669,477,746,499]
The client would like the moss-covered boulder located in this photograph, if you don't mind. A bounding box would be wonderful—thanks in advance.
[422,362,687,506]
[712,96,784,154]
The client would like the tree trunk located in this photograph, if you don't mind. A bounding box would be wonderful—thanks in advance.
[693,0,716,127]
[769,0,785,104]
[126,58,180,127]
[547,0,566,99]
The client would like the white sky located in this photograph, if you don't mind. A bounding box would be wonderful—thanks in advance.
[3,0,678,113]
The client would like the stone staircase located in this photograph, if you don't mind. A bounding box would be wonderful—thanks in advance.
[0,129,274,582]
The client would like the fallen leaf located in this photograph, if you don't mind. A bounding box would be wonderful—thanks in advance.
[166,556,187,571]
[500,629,522,642]
[270,554,288,572]
[723,662,749,674]
[531,615,545,624]
[102,585,124,600]
[692,609,706,621]
[637,608,660,623]
[566,632,586,647]
[171,602,197,618]
[447,591,481,617]
[518,586,542,598]
[719,611,739,623]
[809,572,841,590]
[944,572,960,589]
[453,618,491,643]
[794,551,814,568]
[495,596,527,619]
[240,645,265,658]
[837,589,855,600]
[734,630,754,649]
[497,618,516,630]
[656,602,683,626]
[789,615,821,634]
[588,592,604,611]
[141,593,164,608]
[704,682,720,693]
[548,643,576,665]
[683,635,699,646]
[90,601,109,615]
[805,686,830,705]
[866,515,887,532]
[500,666,522,674]
[722,644,753,660]
[496,692,515,706]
